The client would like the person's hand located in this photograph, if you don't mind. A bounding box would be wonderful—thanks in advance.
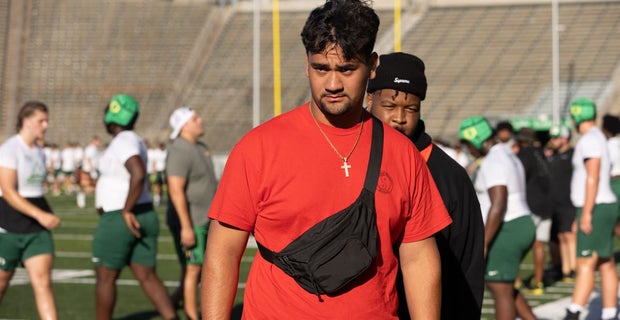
[122,211,141,238]
[37,213,61,230]
[579,212,592,235]
[181,227,196,248]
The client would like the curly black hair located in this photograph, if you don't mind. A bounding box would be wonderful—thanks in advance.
[301,0,379,64]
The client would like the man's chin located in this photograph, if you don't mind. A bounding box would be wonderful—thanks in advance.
[319,101,352,116]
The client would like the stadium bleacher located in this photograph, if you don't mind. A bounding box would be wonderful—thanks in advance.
[0,0,618,152]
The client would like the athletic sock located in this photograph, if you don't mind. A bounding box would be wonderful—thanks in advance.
[601,307,617,319]
[567,303,583,314]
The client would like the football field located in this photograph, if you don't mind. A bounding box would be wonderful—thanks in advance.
[0,194,616,319]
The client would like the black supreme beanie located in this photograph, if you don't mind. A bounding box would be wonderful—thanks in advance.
[367,52,427,100]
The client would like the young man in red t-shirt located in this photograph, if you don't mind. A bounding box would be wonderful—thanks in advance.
[201,1,451,319]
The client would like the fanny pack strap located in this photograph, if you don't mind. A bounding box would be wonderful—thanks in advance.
[257,116,384,264]
[364,116,384,191]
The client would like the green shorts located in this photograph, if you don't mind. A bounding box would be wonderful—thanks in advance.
[92,203,159,269]
[576,203,618,258]
[485,215,535,282]
[610,178,620,215]
[0,231,54,271]
[169,224,208,265]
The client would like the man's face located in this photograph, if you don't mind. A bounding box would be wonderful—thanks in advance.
[367,90,421,138]
[549,136,566,150]
[23,110,49,140]
[497,129,513,143]
[306,45,376,123]
[185,114,205,138]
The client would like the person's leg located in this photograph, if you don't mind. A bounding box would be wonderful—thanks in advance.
[23,254,57,320]
[567,222,577,274]
[514,289,536,320]
[548,238,562,272]
[486,282,516,320]
[571,256,597,306]
[0,269,15,303]
[170,265,186,309]
[597,257,619,314]
[558,231,576,279]
[167,224,186,309]
[95,266,120,320]
[129,263,177,320]
[183,264,201,320]
[532,240,545,285]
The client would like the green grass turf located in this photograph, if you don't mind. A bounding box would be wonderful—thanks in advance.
[0,194,252,319]
[3,193,614,319]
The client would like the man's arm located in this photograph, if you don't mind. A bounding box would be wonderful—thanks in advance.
[121,155,146,238]
[399,236,441,319]
[483,185,507,258]
[167,175,196,247]
[580,157,600,234]
[201,220,250,320]
[0,166,60,230]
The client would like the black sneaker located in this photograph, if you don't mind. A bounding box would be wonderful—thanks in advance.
[564,309,580,320]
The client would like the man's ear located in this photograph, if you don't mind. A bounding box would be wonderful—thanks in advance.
[305,53,310,78]
[366,92,374,112]
[368,52,379,79]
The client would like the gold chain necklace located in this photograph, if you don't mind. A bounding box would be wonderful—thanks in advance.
[309,103,364,177]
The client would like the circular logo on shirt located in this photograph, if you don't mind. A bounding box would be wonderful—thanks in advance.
[377,171,393,193]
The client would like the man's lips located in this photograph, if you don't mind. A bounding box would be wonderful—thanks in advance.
[323,94,346,102]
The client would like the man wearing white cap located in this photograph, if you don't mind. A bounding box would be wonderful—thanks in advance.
[165,107,218,320]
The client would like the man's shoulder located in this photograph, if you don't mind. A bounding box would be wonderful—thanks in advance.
[0,135,19,150]
[427,144,473,185]
[167,139,199,159]
[0,135,19,158]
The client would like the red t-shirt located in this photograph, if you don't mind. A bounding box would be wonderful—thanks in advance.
[209,104,451,319]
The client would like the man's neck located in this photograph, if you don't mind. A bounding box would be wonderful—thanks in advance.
[18,132,36,147]
[179,132,197,144]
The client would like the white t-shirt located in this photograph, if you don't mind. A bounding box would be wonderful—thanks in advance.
[474,143,531,224]
[571,127,617,206]
[440,146,471,168]
[96,131,151,212]
[60,146,75,172]
[73,146,84,169]
[82,143,99,173]
[147,148,156,174]
[152,148,167,172]
[607,136,620,176]
[50,148,61,170]
[0,135,47,197]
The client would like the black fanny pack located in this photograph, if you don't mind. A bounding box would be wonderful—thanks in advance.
[257,116,383,299]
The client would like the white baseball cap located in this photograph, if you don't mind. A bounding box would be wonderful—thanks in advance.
[169,107,195,139]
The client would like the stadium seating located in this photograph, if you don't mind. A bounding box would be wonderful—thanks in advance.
[0,0,618,152]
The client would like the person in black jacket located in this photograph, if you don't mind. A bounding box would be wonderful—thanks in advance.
[514,127,553,295]
[367,52,485,320]
[548,124,576,282]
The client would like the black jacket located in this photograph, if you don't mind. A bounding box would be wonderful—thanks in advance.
[397,121,485,320]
